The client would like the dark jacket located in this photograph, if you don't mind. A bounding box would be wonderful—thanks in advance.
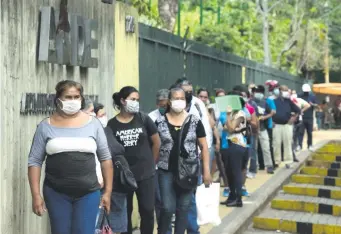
[104,127,127,193]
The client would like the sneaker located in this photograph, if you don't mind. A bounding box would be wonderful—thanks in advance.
[266,167,274,174]
[247,171,256,179]
[308,146,314,151]
[241,186,249,197]
[223,188,230,197]
[296,146,301,152]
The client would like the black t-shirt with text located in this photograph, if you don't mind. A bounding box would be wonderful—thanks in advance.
[107,114,158,181]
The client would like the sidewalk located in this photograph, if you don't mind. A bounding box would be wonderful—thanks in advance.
[132,130,341,234]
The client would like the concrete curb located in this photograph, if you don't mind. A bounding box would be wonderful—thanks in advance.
[207,140,330,234]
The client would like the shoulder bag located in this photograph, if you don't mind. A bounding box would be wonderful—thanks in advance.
[175,114,200,190]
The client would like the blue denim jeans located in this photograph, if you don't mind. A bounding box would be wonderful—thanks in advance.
[249,135,258,173]
[43,185,100,234]
[186,193,200,234]
[155,170,172,234]
[158,170,193,234]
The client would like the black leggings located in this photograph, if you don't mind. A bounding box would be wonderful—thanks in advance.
[221,142,247,199]
[123,176,155,234]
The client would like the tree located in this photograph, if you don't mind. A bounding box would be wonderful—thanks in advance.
[158,0,178,32]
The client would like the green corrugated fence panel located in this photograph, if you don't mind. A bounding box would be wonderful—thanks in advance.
[138,23,303,112]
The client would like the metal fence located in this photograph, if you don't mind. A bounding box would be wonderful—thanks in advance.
[139,23,303,112]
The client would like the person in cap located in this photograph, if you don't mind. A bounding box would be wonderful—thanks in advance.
[149,89,170,123]
[298,84,317,150]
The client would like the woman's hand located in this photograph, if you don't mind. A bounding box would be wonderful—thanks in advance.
[101,192,111,214]
[227,106,232,113]
[32,195,46,216]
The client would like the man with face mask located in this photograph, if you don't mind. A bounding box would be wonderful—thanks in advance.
[273,85,301,168]
[148,89,173,233]
[298,84,317,150]
[174,78,211,234]
[253,85,275,174]
[149,89,169,122]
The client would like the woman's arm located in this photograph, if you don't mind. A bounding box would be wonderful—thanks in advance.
[250,113,259,129]
[96,125,113,194]
[150,133,161,163]
[224,112,243,133]
[100,160,113,194]
[27,122,47,216]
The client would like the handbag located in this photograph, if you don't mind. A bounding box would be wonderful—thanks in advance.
[95,208,113,234]
[104,127,138,193]
[114,155,138,193]
[175,115,200,190]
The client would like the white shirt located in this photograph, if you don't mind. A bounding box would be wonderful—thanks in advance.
[149,109,162,122]
[189,96,212,148]
[149,109,161,170]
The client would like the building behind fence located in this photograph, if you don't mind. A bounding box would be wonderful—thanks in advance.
[139,24,303,112]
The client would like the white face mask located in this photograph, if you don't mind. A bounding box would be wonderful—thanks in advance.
[124,100,139,113]
[98,116,108,127]
[59,99,81,115]
[273,88,280,96]
[254,93,264,100]
[171,100,186,113]
[282,91,290,98]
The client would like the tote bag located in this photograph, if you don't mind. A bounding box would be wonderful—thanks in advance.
[196,183,221,226]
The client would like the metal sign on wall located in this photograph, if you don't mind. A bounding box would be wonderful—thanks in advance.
[38,6,99,68]
[20,93,99,114]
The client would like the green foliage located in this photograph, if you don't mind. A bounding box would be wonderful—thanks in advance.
[131,0,341,74]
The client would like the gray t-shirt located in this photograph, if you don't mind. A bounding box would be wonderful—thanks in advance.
[28,117,111,197]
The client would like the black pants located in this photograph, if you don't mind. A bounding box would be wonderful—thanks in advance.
[221,142,246,199]
[267,128,275,166]
[257,140,264,170]
[298,120,313,148]
[216,151,228,186]
[124,175,155,234]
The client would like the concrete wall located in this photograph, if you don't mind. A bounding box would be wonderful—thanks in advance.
[0,1,116,233]
[114,2,139,93]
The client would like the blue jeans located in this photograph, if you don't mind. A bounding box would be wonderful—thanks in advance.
[43,185,100,234]
[158,170,193,234]
[187,193,200,234]
[155,170,172,234]
[249,135,258,173]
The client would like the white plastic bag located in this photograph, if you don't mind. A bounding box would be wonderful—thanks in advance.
[196,183,221,226]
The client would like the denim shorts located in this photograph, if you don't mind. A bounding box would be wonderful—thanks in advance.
[97,192,127,232]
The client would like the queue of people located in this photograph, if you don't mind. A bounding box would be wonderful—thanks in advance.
[27,79,317,234]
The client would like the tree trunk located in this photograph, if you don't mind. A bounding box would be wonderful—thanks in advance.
[158,0,178,32]
[261,0,272,66]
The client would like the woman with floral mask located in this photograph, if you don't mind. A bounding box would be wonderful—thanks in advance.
[155,87,211,234]
[107,86,161,234]
[27,80,113,234]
